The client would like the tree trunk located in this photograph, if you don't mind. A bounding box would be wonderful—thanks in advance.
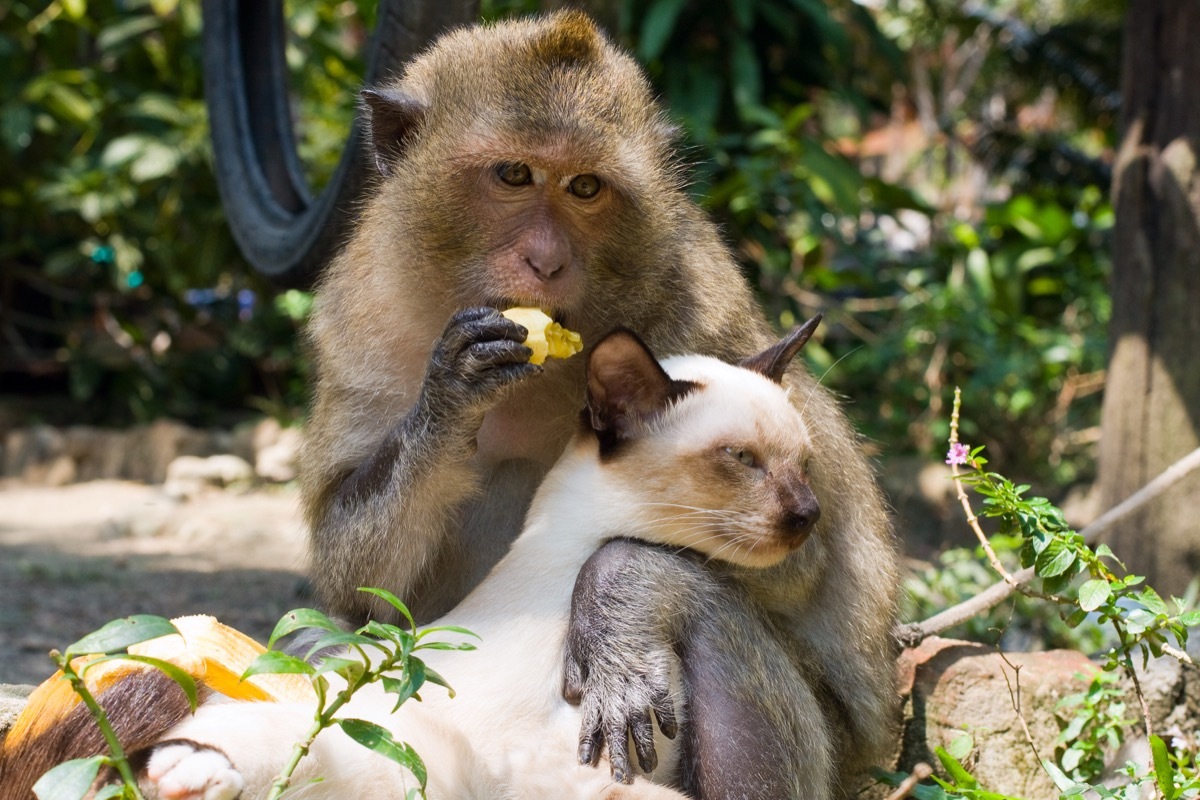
[1096,2,1200,595]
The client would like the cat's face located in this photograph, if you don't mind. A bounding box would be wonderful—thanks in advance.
[604,355,819,569]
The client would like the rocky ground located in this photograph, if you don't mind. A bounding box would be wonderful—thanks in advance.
[0,480,309,687]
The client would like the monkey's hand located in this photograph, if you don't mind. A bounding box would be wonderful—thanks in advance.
[564,539,684,784]
[420,307,542,430]
[144,742,244,800]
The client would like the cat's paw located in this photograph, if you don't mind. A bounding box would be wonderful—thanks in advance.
[145,742,244,800]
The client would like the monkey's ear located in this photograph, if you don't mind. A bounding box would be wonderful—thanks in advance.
[360,88,428,176]
[739,314,822,384]
[586,329,696,447]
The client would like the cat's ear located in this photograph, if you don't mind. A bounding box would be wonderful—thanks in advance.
[586,329,696,447]
[739,314,822,384]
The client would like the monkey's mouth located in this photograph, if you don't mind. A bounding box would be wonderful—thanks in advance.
[489,297,571,329]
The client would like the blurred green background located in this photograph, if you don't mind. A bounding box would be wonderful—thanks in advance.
[0,0,1123,490]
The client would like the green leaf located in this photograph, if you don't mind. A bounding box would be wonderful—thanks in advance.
[1094,544,1124,568]
[1177,610,1200,627]
[32,756,105,800]
[81,654,198,711]
[314,656,366,683]
[65,616,178,658]
[933,746,976,789]
[1150,734,1178,800]
[304,630,390,661]
[1124,608,1157,636]
[420,665,456,699]
[336,719,427,788]
[91,785,125,800]
[946,733,973,761]
[1035,539,1076,578]
[382,658,426,710]
[357,588,416,631]
[1042,759,1081,792]
[98,16,163,52]
[266,608,340,650]
[242,650,316,679]
[638,0,688,62]
[1078,579,1112,612]
[1137,588,1168,616]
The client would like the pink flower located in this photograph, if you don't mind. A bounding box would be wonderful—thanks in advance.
[945,442,970,466]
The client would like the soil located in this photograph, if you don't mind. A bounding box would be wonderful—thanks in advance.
[0,480,311,687]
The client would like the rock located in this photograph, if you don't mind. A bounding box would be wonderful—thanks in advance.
[0,684,34,745]
[164,454,256,499]
[254,421,303,483]
[895,637,1098,799]
[3,426,68,484]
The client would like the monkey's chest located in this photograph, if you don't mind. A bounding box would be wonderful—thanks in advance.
[474,394,574,466]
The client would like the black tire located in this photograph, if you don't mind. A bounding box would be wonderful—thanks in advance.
[202,0,480,287]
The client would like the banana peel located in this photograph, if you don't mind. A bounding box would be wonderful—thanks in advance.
[3,615,314,752]
[501,307,583,365]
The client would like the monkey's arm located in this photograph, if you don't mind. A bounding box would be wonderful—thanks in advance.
[307,307,539,623]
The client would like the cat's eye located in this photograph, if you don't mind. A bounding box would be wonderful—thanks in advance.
[725,446,759,469]
[497,162,532,186]
[568,174,601,199]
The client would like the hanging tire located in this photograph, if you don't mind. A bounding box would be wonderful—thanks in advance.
[202,0,479,287]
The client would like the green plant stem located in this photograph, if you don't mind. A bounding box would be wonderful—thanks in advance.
[267,683,357,800]
[51,650,146,800]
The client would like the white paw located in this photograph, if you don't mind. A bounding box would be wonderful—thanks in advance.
[146,742,245,800]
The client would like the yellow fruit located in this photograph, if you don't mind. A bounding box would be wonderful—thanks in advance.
[501,307,583,365]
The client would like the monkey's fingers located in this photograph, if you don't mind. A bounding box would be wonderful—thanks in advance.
[463,339,535,370]
[441,307,529,353]
[652,694,678,740]
[605,716,634,784]
[578,704,605,768]
[562,650,587,705]
[630,708,658,774]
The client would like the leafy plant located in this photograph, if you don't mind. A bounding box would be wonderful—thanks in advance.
[30,591,474,800]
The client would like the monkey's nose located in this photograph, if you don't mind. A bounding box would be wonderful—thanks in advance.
[524,254,565,280]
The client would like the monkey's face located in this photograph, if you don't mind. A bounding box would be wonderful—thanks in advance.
[465,153,614,318]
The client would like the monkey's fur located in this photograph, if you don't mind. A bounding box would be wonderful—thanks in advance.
[301,11,899,798]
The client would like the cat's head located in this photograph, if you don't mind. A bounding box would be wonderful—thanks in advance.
[583,317,822,568]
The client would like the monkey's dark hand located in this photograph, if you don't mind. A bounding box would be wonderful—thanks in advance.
[417,307,541,429]
[563,539,683,784]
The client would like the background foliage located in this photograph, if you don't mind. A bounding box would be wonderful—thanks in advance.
[1,0,1121,481]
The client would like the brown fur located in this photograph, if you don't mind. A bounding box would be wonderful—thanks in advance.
[301,11,899,795]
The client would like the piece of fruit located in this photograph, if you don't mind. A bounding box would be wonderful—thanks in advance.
[501,307,583,365]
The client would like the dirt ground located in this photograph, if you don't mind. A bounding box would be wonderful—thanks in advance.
[0,480,310,687]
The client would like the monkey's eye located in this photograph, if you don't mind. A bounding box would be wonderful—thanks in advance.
[724,446,759,469]
[568,174,602,199]
[496,162,532,186]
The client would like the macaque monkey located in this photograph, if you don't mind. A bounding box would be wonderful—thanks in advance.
[301,11,899,798]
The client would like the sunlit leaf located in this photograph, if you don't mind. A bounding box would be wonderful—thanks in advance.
[337,719,427,788]
[1078,579,1112,612]
[32,757,104,800]
[65,616,178,658]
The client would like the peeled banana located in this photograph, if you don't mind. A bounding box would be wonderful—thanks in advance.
[501,307,583,365]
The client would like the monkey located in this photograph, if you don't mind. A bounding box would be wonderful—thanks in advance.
[299,11,900,798]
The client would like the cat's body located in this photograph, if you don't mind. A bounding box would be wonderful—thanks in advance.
[99,324,821,800]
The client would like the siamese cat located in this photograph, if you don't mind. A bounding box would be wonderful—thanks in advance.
[11,320,823,800]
